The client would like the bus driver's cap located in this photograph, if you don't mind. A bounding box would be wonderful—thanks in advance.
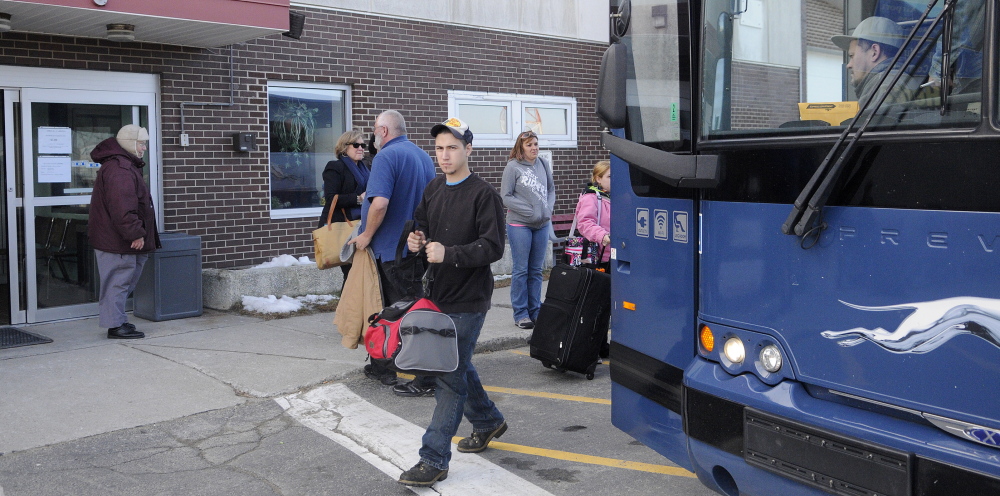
[431,117,473,145]
[831,16,904,51]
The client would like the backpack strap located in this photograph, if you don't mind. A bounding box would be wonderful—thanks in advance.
[394,219,417,265]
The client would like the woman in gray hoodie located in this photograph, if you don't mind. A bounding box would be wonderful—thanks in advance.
[500,131,555,329]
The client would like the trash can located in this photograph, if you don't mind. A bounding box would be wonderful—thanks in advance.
[134,232,203,321]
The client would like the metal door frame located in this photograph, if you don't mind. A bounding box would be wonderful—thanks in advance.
[2,89,22,324]
[20,88,158,323]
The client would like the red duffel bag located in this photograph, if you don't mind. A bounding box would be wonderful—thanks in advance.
[363,298,458,376]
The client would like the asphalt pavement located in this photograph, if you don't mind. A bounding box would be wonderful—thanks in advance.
[0,285,532,456]
[0,280,718,496]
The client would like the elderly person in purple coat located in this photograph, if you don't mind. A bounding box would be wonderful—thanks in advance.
[88,124,161,339]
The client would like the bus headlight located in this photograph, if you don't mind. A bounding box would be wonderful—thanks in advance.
[760,344,783,373]
[723,337,745,364]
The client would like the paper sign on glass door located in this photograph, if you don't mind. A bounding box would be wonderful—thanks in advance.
[37,127,72,155]
[38,156,71,183]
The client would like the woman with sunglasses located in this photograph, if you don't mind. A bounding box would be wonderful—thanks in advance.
[501,130,556,329]
[319,129,371,279]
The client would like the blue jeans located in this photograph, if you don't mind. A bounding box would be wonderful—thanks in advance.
[508,223,548,322]
[419,312,505,470]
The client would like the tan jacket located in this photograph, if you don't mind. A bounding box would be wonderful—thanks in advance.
[333,248,384,349]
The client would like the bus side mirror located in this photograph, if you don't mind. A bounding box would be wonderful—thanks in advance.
[597,43,628,129]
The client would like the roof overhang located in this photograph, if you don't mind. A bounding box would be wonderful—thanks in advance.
[0,0,290,48]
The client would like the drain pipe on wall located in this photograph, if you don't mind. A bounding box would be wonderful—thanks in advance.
[178,44,236,147]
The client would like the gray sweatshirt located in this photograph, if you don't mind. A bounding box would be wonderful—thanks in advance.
[500,157,556,229]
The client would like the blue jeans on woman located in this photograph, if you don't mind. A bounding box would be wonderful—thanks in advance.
[419,312,505,470]
[508,223,549,322]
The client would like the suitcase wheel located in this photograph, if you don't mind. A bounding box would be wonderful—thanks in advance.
[586,372,595,380]
[586,364,597,380]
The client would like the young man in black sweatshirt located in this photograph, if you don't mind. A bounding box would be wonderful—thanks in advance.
[397,118,507,487]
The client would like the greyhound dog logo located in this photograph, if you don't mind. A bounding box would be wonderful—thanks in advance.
[822,297,1000,353]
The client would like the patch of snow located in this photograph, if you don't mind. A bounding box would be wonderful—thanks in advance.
[493,274,512,281]
[241,294,339,314]
[242,295,302,313]
[251,254,314,269]
[299,294,337,305]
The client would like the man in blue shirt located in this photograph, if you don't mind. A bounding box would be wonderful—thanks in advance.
[351,110,434,260]
[349,110,436,392]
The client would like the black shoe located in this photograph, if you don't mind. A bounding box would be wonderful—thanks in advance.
[457,422,507,453]
[515,318,534,329]
[393,380,436,397]
[363,364,397,385]
[108,324,144,339]
[398,461,448,487]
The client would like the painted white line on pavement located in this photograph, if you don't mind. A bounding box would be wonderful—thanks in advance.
[277,383,552,496]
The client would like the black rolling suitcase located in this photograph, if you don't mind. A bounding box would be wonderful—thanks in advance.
[529,263,611,379]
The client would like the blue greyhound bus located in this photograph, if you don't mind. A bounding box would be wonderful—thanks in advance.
[598,0,1000,495]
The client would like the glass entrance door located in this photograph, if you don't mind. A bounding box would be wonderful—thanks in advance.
[18,88,157,323]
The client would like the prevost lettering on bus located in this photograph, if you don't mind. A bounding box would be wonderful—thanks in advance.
[834,226,1000,252]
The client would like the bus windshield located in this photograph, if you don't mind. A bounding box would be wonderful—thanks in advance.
[701,0,984,139]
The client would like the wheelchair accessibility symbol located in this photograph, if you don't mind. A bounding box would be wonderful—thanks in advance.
[672,211,689,243]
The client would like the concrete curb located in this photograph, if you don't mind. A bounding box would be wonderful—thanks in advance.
[474,334,532,354]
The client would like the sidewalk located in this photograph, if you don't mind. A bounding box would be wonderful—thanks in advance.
[0,284,538,455]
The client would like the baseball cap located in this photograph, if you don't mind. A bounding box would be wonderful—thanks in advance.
[831,16,904,51]
[430,117,473,145]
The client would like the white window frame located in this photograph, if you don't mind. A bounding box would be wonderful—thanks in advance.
[267,81,352,220]
[448,90,577,148]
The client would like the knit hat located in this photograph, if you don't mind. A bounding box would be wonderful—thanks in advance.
[116,124,149,157]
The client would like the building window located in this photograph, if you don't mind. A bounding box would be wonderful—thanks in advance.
[448,90,577,148]
[267,81,351,219]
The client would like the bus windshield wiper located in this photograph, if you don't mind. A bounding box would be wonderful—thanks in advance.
[938,1,954,115]
[782,0,953,244]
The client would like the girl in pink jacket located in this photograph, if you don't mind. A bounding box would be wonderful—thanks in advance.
[573,160,612,264]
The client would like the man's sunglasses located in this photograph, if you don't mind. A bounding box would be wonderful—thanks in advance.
[350,142,366,148]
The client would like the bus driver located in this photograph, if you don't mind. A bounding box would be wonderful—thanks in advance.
[832,16,921,109]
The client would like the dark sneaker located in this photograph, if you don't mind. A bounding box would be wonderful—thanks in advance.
[393,380,436,397]
[398,461,448,487]
[515,318,534,329]
[363,364,397,385]
[457,422,507,453]
[108,324,144,339]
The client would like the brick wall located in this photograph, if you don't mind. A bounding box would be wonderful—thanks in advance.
[731,61,801,129]
[805,0,843,50]
[0,6,606,268]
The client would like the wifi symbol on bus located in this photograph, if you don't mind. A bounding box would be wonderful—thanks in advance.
[653,210,669,240]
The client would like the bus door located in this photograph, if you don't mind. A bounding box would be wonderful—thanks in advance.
[597,0,719,469]
[607,148,699,469]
